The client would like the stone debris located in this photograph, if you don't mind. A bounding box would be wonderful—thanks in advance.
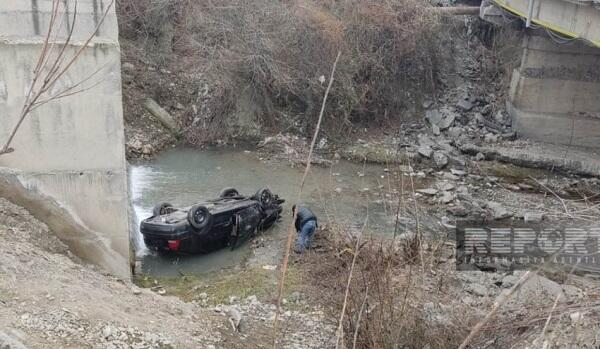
[440,191,456,204]
[570,312,583,325]
[481,104,492,115]
[418,145,434,158]
[456,99,474,112]
[523,211,544,223]
[212,296,334,348]
[432,151,449,169]
[426,108,456,131]
[417,188,439,196]
[487,201,513,219]
[447,126,462,139]
[450,169,466,176]
[438,113,456,130]
[426,109,443,125]
[437,182,455,192]
[226,307,243,331]
[447,204,469,217]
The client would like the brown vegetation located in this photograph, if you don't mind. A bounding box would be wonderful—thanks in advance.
[298,225,475,349]
[117,0,442,143]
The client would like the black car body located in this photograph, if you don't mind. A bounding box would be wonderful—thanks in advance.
[140,188,283,253]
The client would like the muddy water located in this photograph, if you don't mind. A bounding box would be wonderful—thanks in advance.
[130,147,402,277]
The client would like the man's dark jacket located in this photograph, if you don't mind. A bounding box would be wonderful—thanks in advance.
[294,206,317,231]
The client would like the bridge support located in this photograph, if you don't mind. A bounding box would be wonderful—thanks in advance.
[507,32,600,149]
[0,0,130,277]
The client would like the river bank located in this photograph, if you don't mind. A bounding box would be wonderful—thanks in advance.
[125,142,600,347]
[0,197,341,349]
[3,146,600,348]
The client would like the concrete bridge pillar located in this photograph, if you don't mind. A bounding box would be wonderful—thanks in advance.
[0,0,130,277]
[507,32,600,149]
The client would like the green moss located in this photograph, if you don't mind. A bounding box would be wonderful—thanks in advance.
[479,162,552,183]
[342,144,407,164]
[134,266,305,305]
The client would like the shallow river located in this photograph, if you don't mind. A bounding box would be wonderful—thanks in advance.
[129,147,402,277]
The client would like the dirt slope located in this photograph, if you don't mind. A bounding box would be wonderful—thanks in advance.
[0,198,336,348]
[0,198,223,348]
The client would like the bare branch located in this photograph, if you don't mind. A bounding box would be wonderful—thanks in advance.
[1,0,114,157]
[272,51,342,348]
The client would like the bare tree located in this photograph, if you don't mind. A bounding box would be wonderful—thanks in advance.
[0,0,115,157]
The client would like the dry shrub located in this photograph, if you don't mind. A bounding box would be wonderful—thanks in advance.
[117,0,443,142]
[302,225,473,349]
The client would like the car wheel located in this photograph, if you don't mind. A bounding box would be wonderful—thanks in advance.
[255,188,273,209]
[187,204,212,231]
[219,187,240,198]
[152,202,174,217]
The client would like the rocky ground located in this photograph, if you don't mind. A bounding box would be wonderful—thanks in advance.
[0,198,335,349]
[3,190,599,348]
[246,12,600,232]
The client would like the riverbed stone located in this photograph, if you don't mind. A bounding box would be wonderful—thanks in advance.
[487,201,512,219]
[457,99,474,112]
[481,104,492,115]
[440,191,456,204]
[418,145,434,158]
[447,126,463,139]
[426,109,443,125]
[432,151,448,169]
[438,113,456,130]
[417,188,438,196]
[523,211,544,223]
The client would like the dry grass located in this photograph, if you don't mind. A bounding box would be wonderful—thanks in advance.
[117,0,443,142]
[297,224,475,349]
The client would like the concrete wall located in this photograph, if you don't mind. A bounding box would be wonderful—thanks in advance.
[0,0,130,277]
[507,33,600,148]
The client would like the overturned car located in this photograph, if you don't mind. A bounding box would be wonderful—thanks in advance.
[140,187,284,253]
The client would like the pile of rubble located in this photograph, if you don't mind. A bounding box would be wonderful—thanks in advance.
[209,295,335,349]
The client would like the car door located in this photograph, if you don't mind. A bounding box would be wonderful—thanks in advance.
[230,206,261,249]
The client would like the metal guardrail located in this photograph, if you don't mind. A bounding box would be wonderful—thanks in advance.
[492,0,600,47]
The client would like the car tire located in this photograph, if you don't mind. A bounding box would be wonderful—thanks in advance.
[255,188,273,209]
[219,187,240,198]
[188,204,212,231]
[152,202,173,217]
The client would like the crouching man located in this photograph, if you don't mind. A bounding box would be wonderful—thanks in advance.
[292,205,318,253]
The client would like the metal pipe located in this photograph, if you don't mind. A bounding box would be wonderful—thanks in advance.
[526,0,535,27]
[430,6,481,15]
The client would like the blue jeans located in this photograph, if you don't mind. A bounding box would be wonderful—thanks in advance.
[295,220,317,253]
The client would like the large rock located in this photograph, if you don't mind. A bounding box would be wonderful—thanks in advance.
[523,211,544,223]
[457,99,474,112]
[426,109,456,131]
[432,151,448,169]
[487,201,513,219]
[418,145,434,158]
[417,188,439,196]
[426,110,443,125]
[438,113,456,130]
[440,191,456,204]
